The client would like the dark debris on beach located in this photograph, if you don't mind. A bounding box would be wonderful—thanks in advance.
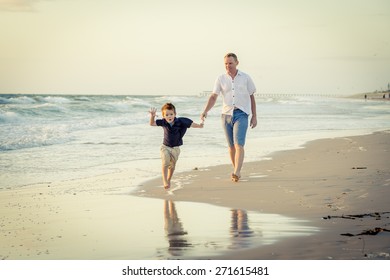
[322,211,390,237]
[341,227,390,237]
[322,211,390,221]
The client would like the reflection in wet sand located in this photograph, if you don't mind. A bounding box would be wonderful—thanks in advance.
[229,209,257,250]
[156,200,317,259]
[163,200,192,256]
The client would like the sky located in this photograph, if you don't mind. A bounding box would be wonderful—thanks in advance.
[0,0,389,96]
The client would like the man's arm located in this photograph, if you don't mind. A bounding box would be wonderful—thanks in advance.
[200,93,218,121]
[250,95,257,129]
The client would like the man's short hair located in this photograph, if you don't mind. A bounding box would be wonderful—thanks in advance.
[224,53,238,62]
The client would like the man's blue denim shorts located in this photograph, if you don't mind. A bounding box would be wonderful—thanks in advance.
[221,108,249,147]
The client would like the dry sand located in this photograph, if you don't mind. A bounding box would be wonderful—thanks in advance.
[139,130,390,259]
[1,131,389,260]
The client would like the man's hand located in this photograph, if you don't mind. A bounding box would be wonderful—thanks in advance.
[250,115,257,129]
[200,112,207,122]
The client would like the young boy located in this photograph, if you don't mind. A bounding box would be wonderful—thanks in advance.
[149,103,204,190]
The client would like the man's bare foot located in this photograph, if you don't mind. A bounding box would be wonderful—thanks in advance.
[231,174,240,182]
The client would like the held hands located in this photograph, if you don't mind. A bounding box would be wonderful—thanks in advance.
[192,119,204,128]
[199,113,206,128]
[200,112,207,122]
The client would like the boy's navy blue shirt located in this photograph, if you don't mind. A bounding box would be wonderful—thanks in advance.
[156,117,193,147]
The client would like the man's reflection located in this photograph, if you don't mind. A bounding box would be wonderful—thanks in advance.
[229,209,254,249]
[164,200,192,256]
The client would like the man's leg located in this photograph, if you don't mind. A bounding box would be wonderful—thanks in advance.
[222,114,235,176]
[233,144,245,178]
[228,146,236,168]
[232,110,248,181]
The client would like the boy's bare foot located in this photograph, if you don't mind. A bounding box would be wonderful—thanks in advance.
[164,185,170,190]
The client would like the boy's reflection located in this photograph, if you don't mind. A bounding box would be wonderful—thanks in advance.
[164,200,192,256]
[229,209,254,249]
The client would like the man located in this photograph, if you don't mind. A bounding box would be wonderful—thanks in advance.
[201,53,257,182]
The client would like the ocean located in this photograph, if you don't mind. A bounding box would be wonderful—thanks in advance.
[1,93,389,190]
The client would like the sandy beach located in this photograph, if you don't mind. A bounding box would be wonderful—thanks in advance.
[138,130,390,259]
[1,131,389,260]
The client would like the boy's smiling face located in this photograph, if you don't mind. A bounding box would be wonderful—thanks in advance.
[162,109,176,124]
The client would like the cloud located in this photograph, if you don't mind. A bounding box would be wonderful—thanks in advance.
[0,0,50,12]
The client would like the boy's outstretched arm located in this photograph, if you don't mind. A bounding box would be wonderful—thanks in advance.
[149,107,157,126]
[191,121,204,128]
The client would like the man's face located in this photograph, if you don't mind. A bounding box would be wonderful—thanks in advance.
[224,56,238,74]
[163,109,176,124]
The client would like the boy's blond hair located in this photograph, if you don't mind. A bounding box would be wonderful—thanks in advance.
[161,103,176,115]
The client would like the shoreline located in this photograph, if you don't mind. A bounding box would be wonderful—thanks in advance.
[0,130,389,260]
[136,130,390,259]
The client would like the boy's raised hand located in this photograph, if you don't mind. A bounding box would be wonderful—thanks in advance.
[149,107,157,117]
[149,108,158,126]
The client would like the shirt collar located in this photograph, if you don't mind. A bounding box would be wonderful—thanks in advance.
[226,69,241,78]
[164,117,177,126]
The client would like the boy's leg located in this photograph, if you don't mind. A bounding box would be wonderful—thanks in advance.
[160,145,172,189]
[167,167,175,186]
[167,147,180,187]
[160,145,180,189]
[162,165,170,189]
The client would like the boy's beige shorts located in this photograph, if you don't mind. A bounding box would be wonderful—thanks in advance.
[160,144,181,169]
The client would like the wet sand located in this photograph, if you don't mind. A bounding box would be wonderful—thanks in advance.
[1,131,389,260]
[138,130,390,259]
